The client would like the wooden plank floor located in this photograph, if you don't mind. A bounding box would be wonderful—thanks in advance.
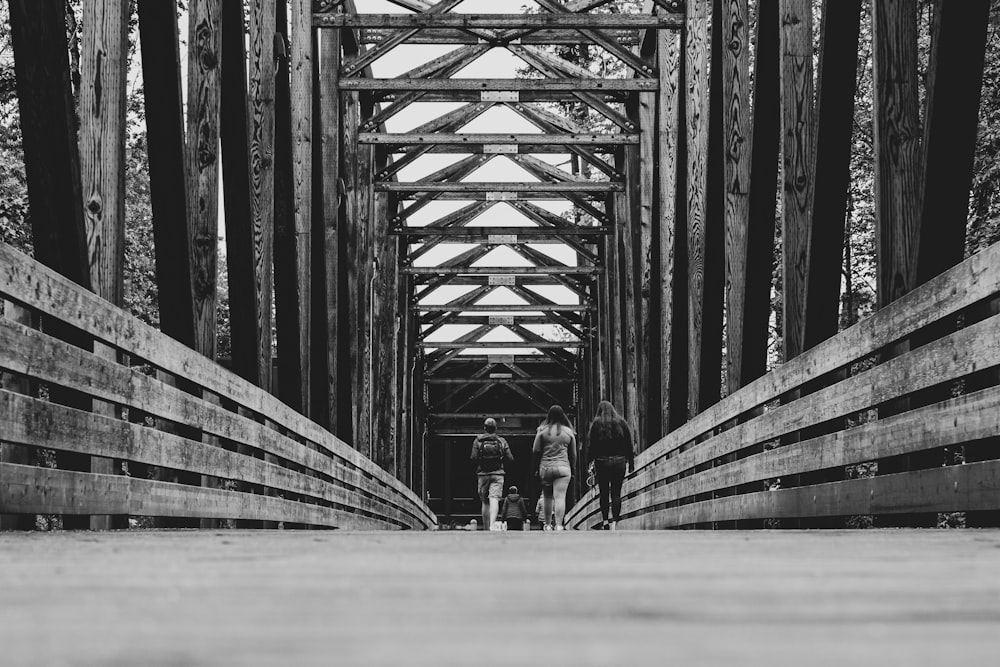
[2,529,999,666]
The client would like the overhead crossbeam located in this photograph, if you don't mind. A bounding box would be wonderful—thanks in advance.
[315,14,682,30]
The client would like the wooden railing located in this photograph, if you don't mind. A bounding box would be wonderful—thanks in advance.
[0,244,436,530]
[567,243,1000,530]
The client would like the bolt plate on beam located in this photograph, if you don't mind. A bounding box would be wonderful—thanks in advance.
[487,234,517,244]
[485,192,517,201]
[488,275,517,286]
[481,91,519,102]
[489,373,514,379]
[483,144,518,154]
[488,315,515,325]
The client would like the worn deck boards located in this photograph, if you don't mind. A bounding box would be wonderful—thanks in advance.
[1,530,998,666]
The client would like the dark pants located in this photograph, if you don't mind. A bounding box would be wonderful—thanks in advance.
[595,456,627,523]
[505,518,523,531]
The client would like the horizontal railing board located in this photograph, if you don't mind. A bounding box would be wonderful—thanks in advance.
[0,463,399,529]
[626,312,1000,492]
[615,387,1000,524]
[0,243,432,522]
[567,244,1000,528]
[623,460,1000,529]
[0,326,430,526]
[630,242,1000,473]
[0,390,423,528]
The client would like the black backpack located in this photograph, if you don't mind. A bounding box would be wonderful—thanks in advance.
[478,436,503,468]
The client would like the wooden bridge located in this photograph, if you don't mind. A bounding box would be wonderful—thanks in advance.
[2,0,1000,662]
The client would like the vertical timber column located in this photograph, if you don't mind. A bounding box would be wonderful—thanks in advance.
[139,0,195,349]
[656,29,688,435]
[186,0,222,362]
[738,0,779,393]
[779,0,814,364]
[656,28,685,436]
[372,191,398,475]
[720,0,752,397]
[247,0,276,391]
[274,0,314,413]
[637,80,657,445]
[685,0,720,418]
[7,0,91,529]
[315,26,342,434]
[186,0,223,526]
[79,0,129,530]
[615,153,640,442]
[604,193,625,415]
[870,0,926,527]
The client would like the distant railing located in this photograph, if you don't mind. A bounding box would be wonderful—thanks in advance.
[567,243,1000,530]
[0,243,436,530]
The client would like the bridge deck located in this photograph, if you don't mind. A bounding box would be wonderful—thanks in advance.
[2,530,999,666]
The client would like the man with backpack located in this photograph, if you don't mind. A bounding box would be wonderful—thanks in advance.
[470,417,514,531]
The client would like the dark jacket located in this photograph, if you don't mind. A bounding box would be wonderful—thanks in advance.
[470,433,513,474]
[500,493,528,520]
[587,420,634,466]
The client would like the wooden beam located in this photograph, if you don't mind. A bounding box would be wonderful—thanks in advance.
[803,0,861,351]
[316,14,683,29]
[341,78,657,93]
[404,266,600,276]
[396,226,606,238]
[378,182,622,194]
[779,0,814,362]
[419,342,582,349]
[362,133,638,146]
[685,0,721,416]
[733,0,778,390]
[7,0,90,289]
[656,27,686,434]
[186,0,223,360]
[357,28,640,46]
[915,0,990,286]
[415,304,593,313]
[78,0,130,530]
[138,0,195,348]
[275,0,304,409]
[720,0,752,395]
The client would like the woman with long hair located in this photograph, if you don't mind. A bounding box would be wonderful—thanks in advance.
[532,405,577,530]
[586,400,634,530]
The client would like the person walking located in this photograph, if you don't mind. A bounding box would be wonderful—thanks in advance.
[471,417,514,531]
[586,400,634,530]
[499,485,529,531]
[532,405,577,530]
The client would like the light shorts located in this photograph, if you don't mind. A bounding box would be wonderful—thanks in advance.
[538,463,572,488]
[477,473,504,501]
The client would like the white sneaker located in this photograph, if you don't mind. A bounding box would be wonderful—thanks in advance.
[609,521,617,531]
[542,524,552,531]
[555,525,565,531]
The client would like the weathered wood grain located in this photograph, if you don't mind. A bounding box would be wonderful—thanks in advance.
[779,0,814,362]
[0,249,434,523]
[872,0,921,309]
[0,391,422,527]
[0,464,401,529]
[185,0,223,360]
[684,0,710,417]
[721,0,752,395]
[628,459,1000,528]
